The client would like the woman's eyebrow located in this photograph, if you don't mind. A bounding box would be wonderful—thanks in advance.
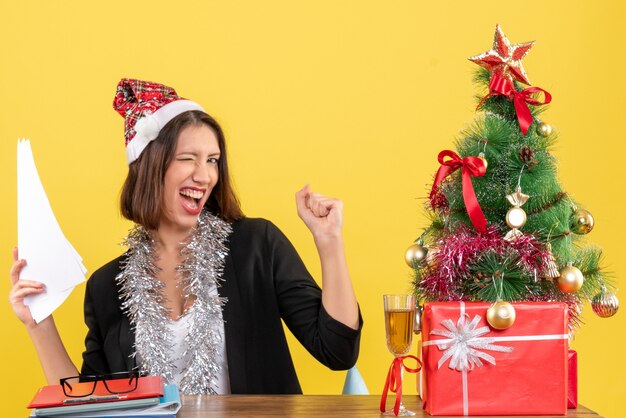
[176,151,221,157]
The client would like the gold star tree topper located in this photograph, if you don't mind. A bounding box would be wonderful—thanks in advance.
[469,24,535,85]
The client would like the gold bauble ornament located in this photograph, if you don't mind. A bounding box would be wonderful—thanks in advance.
[592,289,619,318]
[486,301,516,330]
[571,209,594,235]
[506,207,527,229]
[536,122,553,137]
[478,152,488,171]
[405,243,428,267]
[557,264,584,293]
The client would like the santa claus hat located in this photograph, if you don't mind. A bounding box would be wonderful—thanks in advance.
[113,78,205,164]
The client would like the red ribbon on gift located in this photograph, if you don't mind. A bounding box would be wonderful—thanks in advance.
[380,355,422,416]
[429,150,487,234]
[479,73,552,135]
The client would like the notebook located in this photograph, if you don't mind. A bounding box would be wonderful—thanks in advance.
[31,384,181,418]
[28,376,164,409]
[31,397,160,417]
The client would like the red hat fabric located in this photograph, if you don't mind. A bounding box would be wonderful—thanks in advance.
[113,78,204,164]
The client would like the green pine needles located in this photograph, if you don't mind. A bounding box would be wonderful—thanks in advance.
[411,67,615,329]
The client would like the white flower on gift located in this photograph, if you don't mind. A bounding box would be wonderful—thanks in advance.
[431,314,513,372]
[133,113,160,141]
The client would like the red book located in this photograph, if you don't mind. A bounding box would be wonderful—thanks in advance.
[28,375,164,409]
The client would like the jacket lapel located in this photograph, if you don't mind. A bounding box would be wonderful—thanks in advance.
[220,251,248,393]
[119,314,136,371]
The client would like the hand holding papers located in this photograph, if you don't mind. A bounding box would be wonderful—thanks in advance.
[17,139,87,323]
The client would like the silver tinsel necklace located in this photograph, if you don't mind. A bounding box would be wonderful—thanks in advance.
[116,211,232,395]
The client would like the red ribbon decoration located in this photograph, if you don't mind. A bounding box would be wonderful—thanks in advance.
[479,73,552,135]
[380,355,422,416]
[429,150,487,234]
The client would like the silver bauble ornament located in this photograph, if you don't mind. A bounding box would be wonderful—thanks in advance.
[592,289,619,318]
[486,301,516,330]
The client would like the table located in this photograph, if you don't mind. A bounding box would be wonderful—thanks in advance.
[179,395,602,417]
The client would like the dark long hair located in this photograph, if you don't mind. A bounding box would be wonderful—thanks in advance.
[120,110,244,229]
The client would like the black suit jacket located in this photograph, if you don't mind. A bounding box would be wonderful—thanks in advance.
[81,218,362,394]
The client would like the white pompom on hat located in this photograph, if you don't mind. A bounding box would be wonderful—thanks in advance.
[113,78,205,164]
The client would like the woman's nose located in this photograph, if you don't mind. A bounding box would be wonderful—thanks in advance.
[192,162,213,183]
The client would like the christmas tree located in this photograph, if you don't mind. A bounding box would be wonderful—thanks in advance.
[409,25,618,331]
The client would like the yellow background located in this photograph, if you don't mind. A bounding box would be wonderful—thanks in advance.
[1,1,624,417]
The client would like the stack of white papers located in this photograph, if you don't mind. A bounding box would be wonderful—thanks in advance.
[17,139,87,323]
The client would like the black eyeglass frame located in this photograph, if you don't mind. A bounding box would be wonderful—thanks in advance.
[59,371,141,398]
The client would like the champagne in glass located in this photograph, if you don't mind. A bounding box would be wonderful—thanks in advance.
[385,308,414,355]
[383,294,416,416]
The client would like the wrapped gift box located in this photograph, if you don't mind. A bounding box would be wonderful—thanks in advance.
[568,349,578,408]
[421,302,568,416]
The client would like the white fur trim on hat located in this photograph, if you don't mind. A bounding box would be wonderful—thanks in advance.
[126,99,205,164]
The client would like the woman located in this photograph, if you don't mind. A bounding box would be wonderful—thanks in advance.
[9,79,362,395]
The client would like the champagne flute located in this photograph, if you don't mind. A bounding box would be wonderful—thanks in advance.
[383,294,416,416]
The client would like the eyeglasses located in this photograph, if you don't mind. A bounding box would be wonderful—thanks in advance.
[60,371,140,398]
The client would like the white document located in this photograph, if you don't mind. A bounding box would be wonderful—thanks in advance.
[17,139,87,323]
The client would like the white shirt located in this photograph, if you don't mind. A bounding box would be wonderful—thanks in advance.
[166,306,231,394]
[136,299,231,394]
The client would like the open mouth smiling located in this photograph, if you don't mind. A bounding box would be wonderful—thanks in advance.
[180,188,205,209]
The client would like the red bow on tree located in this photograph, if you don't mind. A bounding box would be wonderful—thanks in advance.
[380,355,422,416]
[429,150,487,234]
[480,73,552,135]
